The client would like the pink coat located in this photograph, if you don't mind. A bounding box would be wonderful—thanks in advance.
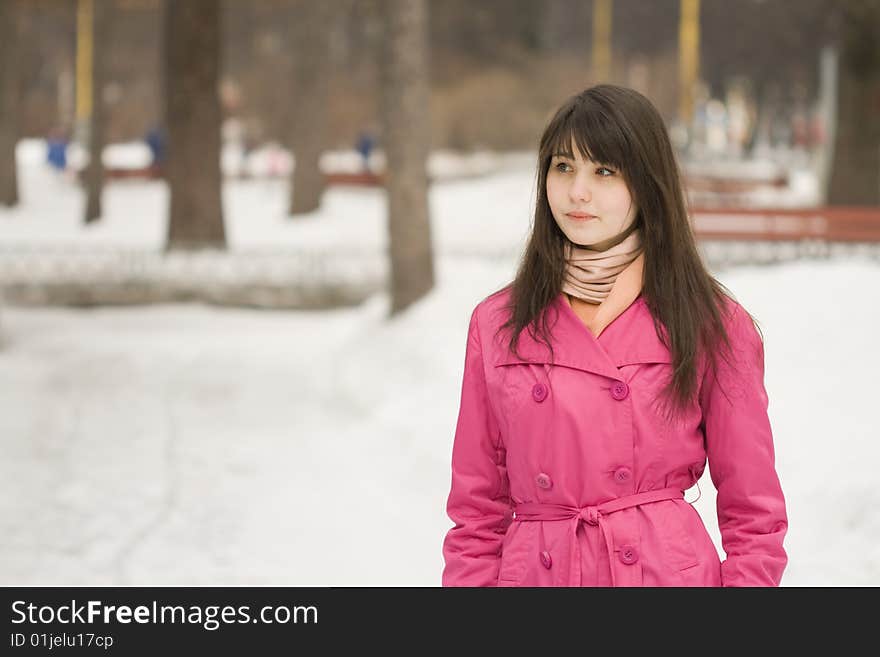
[441,286,788,587]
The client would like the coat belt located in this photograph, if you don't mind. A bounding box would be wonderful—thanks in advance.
[512,486,685,586]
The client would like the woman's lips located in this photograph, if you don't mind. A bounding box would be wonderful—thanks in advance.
[566,212,597,221]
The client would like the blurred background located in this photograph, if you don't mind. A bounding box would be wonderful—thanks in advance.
[0,0,878,586]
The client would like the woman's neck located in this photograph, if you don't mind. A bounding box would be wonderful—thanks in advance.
[566,293,600,330]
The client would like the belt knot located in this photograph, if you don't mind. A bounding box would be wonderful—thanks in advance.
[579,505,599,525]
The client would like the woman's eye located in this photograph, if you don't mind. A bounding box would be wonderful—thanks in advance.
[597,166,615,176]
[554,162,571,173]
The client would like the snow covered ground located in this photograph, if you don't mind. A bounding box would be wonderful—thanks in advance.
[1,142,878,586]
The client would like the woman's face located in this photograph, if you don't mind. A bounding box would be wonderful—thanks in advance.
[545,143,638,250]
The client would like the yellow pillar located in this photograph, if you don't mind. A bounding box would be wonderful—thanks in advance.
[76,0,93,122]
[592,0,612,82]
[678,0,700,125]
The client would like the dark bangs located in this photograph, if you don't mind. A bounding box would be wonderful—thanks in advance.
[542,99,632,175]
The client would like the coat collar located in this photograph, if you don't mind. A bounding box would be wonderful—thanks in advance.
[490,253,671,379]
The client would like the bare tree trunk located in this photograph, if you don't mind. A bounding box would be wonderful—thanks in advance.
[151,0,168,181]
[828,1,880,205]
[380,0,435,315]
[84,0,109,223]
[288,2,334,217]
[164,0,225,250]
[0,0,22,207]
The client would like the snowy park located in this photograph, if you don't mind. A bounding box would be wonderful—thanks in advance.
[1,141,879,587]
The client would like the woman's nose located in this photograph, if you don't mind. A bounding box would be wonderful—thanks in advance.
[569,175,592,202]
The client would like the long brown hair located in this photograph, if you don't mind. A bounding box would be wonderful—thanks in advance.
[492,84,761,422]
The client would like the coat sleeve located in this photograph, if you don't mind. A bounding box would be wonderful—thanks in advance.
[699,303,789,587]
[441,306,513,586]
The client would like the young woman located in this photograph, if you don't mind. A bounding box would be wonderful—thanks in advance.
[441,84,788,587]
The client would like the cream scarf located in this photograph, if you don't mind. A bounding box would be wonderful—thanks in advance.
[562,224,643,304]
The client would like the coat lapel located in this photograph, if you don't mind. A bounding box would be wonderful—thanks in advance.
[491,253,672,379]
[492,296,634,380]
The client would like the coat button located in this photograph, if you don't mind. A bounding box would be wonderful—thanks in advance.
[540,551,553,569]
[619,545,639,565]
[535,472,552,489]
[610,380,629,400]
[614,466,632,483]
[532,382,548,402]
